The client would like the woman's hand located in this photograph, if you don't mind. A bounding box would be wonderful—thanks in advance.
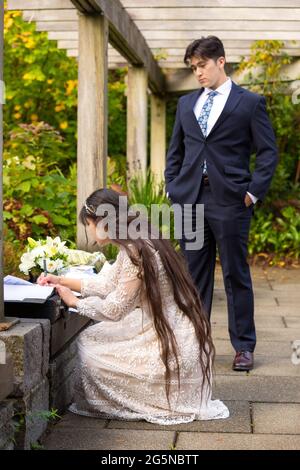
[55,285,79,309]
[37,273,61,286]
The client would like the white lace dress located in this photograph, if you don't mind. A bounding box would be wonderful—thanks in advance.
[68,245,229,425]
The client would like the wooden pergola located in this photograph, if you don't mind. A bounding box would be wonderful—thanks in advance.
[5,0,300,249]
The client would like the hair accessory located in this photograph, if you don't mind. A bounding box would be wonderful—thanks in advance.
[84,202,96,215]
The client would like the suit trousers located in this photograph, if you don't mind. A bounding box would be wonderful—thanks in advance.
[179,181,256,352]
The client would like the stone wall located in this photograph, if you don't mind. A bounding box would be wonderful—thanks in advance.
[0,315,89,449]
[0,400,15,450]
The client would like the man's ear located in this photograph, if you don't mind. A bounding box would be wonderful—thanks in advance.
[218,56,226,68]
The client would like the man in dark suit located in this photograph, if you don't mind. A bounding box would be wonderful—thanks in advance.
[165,36,278,371]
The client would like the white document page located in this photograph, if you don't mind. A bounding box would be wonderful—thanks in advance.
[4,285,54,302]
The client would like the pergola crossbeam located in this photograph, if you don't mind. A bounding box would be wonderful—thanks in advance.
[71,0,165,93]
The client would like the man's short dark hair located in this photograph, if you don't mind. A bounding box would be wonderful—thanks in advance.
[184,36,225,65]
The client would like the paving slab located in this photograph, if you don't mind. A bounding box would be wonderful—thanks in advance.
[213,375,300,403]
[212,327,300,343]
[215,355,299,377]
[211,316,284,328]
[213,339,292,357]
[107,401,251,434]
[43,428,175,450]
[54,411,108,429]
[284,316,300,328]
[176,432,300,450]
[252,403,300,434]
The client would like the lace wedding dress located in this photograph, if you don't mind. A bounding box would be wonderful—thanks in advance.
[68,244,229,425]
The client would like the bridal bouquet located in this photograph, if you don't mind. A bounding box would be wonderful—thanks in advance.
[19,236,70,277]
[19,236,107,278]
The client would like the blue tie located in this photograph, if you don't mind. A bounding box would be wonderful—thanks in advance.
[197,90,218,174]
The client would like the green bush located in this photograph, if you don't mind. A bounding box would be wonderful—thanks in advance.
[249,206,300,263]
[235,40,300,264]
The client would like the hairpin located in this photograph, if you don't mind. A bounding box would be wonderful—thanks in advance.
[84,202,96,215]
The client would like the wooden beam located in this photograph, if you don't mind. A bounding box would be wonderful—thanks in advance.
[125,8,300,21]
[57,39,79,49]
[23,9,78,22]
[134,20,300,32]
[122,0,300,7]
[159,57,246,66]
[71,0,165,93]
[66,48,79,57]
[150,94,166,184]
[77,13,108,249]
[126,67,148,182]
[48,31,78,40]
[165,59,300,93]
[153,47,300,57]
[35,21,78,32]
[8,0,74,9]
[8,0,300,8]
[36,22,300,41]
[56,43,300,57]
[143,31,300,41]
[22,11,300,33]
[147,39,300,49]
[56,42,300,59]
[231,57,300,84]
[57,40,121,52]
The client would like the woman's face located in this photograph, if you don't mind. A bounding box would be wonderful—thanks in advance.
[86,218,110,247]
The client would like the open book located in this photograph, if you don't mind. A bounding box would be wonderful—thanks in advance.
[3,274,81,306]
[4,284,54,303]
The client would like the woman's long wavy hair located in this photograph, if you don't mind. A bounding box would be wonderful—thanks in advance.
[79,188,215,407]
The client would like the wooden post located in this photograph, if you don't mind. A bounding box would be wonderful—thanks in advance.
[126,66,148,184]
[150,94,166,186]
[77,12,108,250]
[0,1,18,332]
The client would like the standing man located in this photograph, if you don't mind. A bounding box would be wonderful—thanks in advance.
[165,36,278,371]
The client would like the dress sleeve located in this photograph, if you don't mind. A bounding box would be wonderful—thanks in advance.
[80,259,119,299]
[76,249,142,322]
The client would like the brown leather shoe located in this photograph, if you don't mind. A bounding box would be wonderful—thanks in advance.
[232,351,254,371]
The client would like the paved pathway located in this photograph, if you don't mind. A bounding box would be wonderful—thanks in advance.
[42,266,300,450]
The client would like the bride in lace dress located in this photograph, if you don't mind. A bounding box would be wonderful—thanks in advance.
[38,188,229,425]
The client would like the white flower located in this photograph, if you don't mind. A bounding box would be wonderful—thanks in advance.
[37,258,65,273]
[47,259,65,273]
[46,236,67,253]
[44,245,59,257]
[30,245,47,259]
[19,252,36,275]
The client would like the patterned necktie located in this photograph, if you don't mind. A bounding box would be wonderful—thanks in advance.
[197,90,218,174]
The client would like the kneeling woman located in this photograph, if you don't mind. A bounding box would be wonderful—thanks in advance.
[38,188,229,425]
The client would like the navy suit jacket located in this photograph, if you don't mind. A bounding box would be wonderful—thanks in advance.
[165,81,278,205]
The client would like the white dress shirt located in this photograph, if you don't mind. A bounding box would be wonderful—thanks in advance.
[193,77,258,204]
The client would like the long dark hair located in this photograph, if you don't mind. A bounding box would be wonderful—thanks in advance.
[79,188,215,407]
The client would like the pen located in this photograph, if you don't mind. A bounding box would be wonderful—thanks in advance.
[43,259,48,277]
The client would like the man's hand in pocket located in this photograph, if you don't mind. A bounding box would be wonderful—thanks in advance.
[244,193,253,207]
